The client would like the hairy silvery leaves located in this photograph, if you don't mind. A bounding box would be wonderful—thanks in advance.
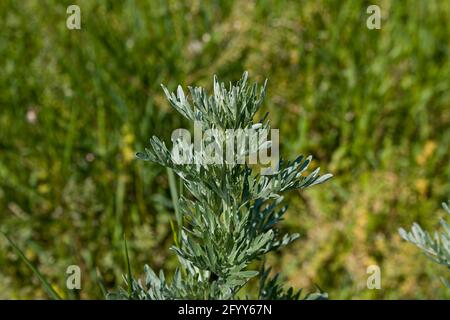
[126,73,332,299]
[399,201,450,268]
[399,200,450,288]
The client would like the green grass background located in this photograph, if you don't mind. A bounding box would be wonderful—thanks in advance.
[0,0,449,299]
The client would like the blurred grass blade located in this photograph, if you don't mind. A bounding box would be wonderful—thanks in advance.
[169,218,180,247]
[1,231,62,300]
[167,168,182,242]
[95,267,108,298]
[123,234,133,297]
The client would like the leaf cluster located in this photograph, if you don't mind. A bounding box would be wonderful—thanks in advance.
[113,73,332,299]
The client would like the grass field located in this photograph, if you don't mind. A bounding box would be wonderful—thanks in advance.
[0,0,449,299]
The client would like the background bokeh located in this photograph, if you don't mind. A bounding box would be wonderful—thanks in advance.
[0,0,449,299]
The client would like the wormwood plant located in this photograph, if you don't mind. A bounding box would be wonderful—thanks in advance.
[111,72,332,300]
[399,200,450,287]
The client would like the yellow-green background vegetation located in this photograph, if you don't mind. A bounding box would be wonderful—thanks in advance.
[0,0,449,299]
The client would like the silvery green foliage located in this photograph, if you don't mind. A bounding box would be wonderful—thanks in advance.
[112,73,332,299]
[399,201,450,287]
[257,267,328,300]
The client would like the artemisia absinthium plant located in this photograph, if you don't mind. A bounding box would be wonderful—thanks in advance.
[111,72,332,299]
